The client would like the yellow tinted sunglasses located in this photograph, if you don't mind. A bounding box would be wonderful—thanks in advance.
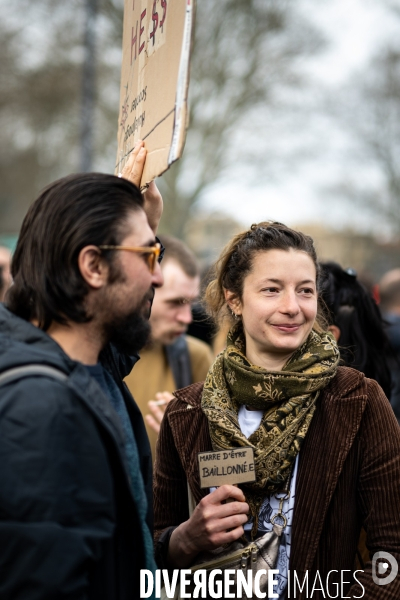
[99,242,161,273]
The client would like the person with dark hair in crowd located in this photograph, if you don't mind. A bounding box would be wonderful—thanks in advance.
[187,266,217,348]
[125,234,213,458]
[379,268,400,421]
[319,261,392,399]
[0,142,163,599]
[153,222,400,599]
[187,301,216,347]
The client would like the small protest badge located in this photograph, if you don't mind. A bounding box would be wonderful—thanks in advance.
[198,447,256,488]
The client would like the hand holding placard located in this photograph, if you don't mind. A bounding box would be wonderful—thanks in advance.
[120,140,163,234]
[167,485,249,569]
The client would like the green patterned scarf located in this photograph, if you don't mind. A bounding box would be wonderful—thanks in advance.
[201,323,340,536]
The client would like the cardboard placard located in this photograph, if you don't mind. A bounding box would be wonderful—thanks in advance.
[115,0,195,187]
[198,447,256,489]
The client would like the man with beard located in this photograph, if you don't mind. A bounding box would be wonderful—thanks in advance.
[0,144,163,599]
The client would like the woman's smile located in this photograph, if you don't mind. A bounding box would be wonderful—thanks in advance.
[271,322,303,331]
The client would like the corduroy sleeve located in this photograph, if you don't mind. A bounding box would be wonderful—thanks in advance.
[348,378,400,599]
[153,400,189,565]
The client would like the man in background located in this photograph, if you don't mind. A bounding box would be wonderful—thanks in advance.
[125,234,213,457]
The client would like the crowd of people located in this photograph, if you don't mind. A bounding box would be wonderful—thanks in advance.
[0,141,400,599]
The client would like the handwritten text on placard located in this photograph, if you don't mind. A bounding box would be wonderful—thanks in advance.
[198,447,256,488]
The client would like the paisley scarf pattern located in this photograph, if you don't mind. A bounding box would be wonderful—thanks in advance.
[201,323,339,536]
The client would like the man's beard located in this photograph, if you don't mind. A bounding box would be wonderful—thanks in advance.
[105,309,151,356]
[100,262,155,356]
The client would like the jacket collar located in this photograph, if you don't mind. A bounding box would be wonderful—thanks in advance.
[173,380,205,407]
[0,304,76,373]
[0,303,139,380]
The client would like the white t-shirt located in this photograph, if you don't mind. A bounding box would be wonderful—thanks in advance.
[238,406,298,600]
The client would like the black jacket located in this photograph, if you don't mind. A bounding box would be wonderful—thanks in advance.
[0,303,152,599]
[384,312,400,421]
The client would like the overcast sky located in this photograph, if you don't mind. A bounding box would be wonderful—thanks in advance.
[200,0,398,234]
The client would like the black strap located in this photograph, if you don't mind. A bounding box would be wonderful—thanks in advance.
[0,364,68,388]
[165,336,192,390]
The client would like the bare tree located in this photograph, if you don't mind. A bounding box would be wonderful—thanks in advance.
[80,0,99,172]
[0,0,322,236]
[0,0,119,231]
[315,0,400,236]
[157,0,324,238]
[323,45,400,236]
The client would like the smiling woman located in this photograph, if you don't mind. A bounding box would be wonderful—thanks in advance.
[153,222,400,599]
[225,248,318,371]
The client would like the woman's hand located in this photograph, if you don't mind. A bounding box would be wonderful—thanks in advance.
[120,140,163,235]
[167,485,249,568]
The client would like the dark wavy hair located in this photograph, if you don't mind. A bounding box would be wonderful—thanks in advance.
[320,261,391,397]
[7,172,144,330]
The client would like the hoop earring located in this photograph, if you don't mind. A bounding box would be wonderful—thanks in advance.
[231,309,239,320]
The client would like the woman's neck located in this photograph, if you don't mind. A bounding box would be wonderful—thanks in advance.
[245,346,294,371]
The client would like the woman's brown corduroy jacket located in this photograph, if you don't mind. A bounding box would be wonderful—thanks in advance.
[153,367,400,599]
